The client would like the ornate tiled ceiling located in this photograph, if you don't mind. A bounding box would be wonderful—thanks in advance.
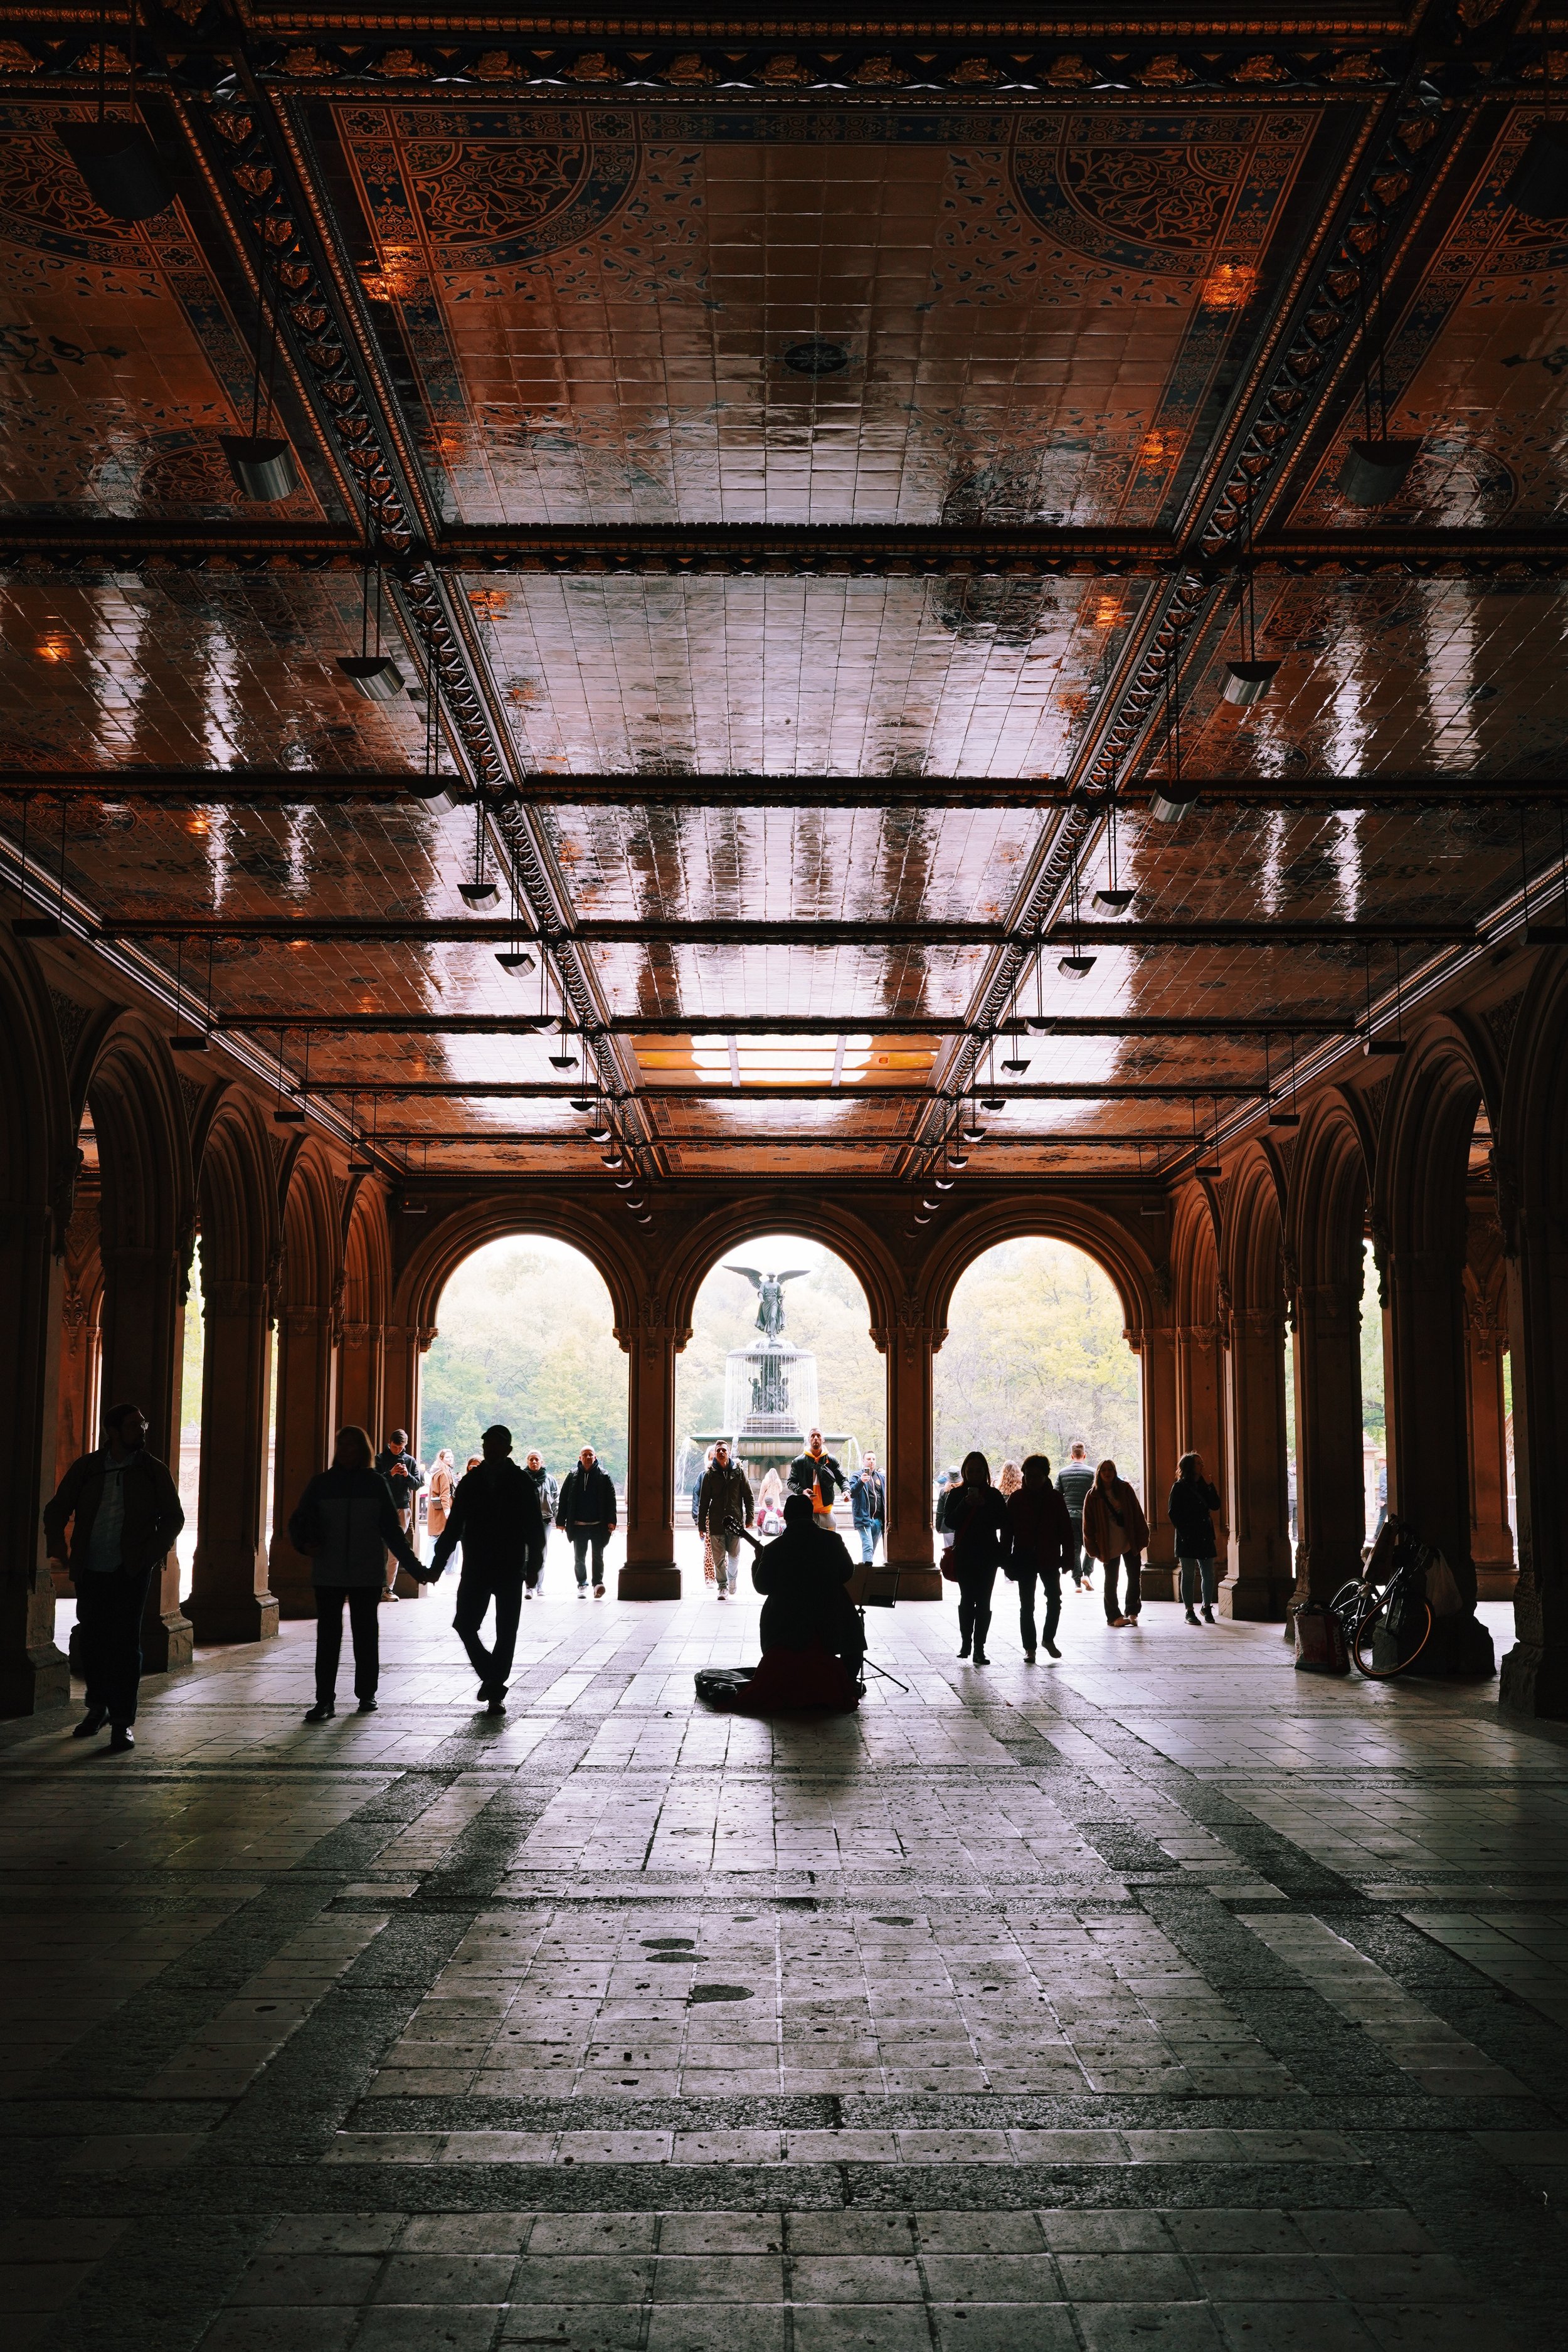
[1,6,1566,1192]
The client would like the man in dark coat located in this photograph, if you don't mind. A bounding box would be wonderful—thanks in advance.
[374,1428,425,1601]
[556,1444,618,1594]
[788,1429,846,1523]
[523,1449,557,1596]
[44,1402,184,1752]
[849,1453,887,1566]
[696,1440,755,1597]
[430,1424,545,1712]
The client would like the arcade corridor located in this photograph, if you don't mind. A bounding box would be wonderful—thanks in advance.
[1,1585,1562,2352]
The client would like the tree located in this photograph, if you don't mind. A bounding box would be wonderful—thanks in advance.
[421,1240,627,1483]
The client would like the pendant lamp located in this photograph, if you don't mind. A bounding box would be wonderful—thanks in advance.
[60,13,171,223]
[1338,230,1419,507]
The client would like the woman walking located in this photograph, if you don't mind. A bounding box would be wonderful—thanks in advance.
[1003,1454,1073,1661]
[289,1427,425,1721]
[945,1450,1010,1666]
[1168,1451,1224,1624]
[1082,1459,1150,1629]
[426,1448,456,1546]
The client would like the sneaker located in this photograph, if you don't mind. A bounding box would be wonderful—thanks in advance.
[379,1588,400,1602]
[1023,1649,1036,1663]
[576,1585,588,1596]
[1044,1640,1061,1660]
[716,1588,726,1600]
[1202,1606,1216,1624]
[593,1584,605,1597]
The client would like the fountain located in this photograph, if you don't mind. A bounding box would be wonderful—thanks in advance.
[691,1263,852,1500]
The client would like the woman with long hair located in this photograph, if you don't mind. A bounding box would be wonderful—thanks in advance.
[1082,1458,1151,1629]
[426,1448,456,1544]
[999,1459,1022,1502]
[1168,1449,1224,1624]
[945,1449,1010,1666]
[288,1426,423,1722]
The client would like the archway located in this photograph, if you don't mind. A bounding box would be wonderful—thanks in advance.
[421,1234,627,1535]
[934,1236,1142,1494]
[675,1234,886,1584]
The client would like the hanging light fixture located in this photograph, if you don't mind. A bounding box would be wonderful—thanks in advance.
[220,221,300,502]
[1221,475,1281,706]
[1148,645,1199,823]
[1338,223,1419,506]
[457,802,499,906]
[1093,794,1134,911]
[59,4,173,223]
[338,526,404,701]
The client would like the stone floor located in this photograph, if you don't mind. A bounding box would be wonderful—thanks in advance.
[3,1559,1567,2352]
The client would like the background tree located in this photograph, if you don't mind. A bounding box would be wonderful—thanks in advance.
[935,1239,1142,1490]
[421,1239,627,1485]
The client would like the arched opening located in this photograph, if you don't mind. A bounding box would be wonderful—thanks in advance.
[1360,1231,1385,1547]
[421,1234,627,1515]
[675,1235,886,1581]
[934,1237,1142,1498]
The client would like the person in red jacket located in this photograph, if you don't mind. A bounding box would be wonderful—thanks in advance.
[1003,1453,1074,1661]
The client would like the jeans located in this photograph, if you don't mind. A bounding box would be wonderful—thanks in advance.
[857,1519,882,1565]
[956,1564,997,1655]
[1102,1553,1143,1623]
[1013,1567,1061,1656]
[75,1560,156,1724]
[453,1570,525,1691]
[571,1528,608,1586]
[704,1531,741,1592]
[314,1584,381,1706]
[1180,1555,1219,1610]
[1067,1528,1090,1584]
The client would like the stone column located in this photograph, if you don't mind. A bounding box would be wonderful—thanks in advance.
[620,1317,679,1599]
[99,1239,192,1672]
[0,1205,70,1717]
[267,1305,337,1618]
[377,1322,432,1599]
[1500,1200,1568,1717]
[187,1278,278,1644]
[1173,1318,1227,1600]
[886,1316,943,1599]
[1465,1286,1515,1601]
[1222,1305,1293,1619]
[1385,1241,1476,1609]
[337,1318,384,1444]
[1288,1276,1366,1618]
[1136,1321,1179,1599]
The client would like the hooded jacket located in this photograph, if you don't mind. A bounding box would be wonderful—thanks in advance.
[788,1448,845,1509]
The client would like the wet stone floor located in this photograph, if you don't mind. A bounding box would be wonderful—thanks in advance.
[3,1569,1568,2352]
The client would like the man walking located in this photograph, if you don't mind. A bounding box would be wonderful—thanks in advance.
[556,1444,617,1594]
[696,1440,754,1597]
[44,1402,184,1754]
[1056,1442,1096,1593]
[849,1453,887,1567]
[522,1449,557,1596]
[430,1426,544,1714]
[374,1429,425,1602]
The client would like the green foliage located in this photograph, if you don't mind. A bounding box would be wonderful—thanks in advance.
[421,1239,627,1484]
[1359,1238,1385,1445]
[934,1239,1141,1483]
[675,1241,886,1459]
[181,1251,206,1433]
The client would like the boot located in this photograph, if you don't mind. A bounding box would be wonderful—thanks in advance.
[1185,1608,1199,1624]
[1202,1605,1216,1624]
[304,1700,336,1722]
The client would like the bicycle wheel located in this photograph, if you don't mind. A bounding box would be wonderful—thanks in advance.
[1352,1589,1432,1678]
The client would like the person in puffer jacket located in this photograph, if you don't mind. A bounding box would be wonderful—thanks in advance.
[289,1426,426,1722]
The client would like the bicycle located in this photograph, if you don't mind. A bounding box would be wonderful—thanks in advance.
[1327,1515,1434,1679]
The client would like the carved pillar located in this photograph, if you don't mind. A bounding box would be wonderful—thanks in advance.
[1385,1241,1476,1611]
[267,1305,337,1618]
[1137,1318,1179,1599]
[886,1313,943,1601]
[1288,1276,1365,1617]
[0,1205,70,1717]
[187,1278,278,1645]
[621,1314,679,1600]
[1222,1305,1293,1620]
[1499,1186,1568,1716]
[1464,1264,1515,1601]
[1172,1319,1227,1592]
[336,1318,384,1444]
[99,1239,192,1672]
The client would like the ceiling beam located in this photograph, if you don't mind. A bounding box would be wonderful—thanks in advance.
[215,1012,1356,1037]
[6,519,1568,579]
[360,1130,1192,1151]
[312,1081,1267,1100]
[99,916,1476,947]
[16,770,1568,811]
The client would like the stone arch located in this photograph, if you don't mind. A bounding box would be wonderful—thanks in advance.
[1373,1017,1490,1603]
[1284,1090,1374,1616]
[1218,1148,1293,1618]
[921,1196,1155,1349]
[338,1179,392,1439]
[1168,1181,1226,1520]
[391,1194,644,1347]
[662,1199,898,1354]
[0,939,73,1714]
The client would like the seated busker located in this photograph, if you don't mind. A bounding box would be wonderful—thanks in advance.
[734,1493,866,1712]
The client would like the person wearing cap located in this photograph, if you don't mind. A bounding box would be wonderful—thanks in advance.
[430,1424,546,1714]
[44,1402,184,1754]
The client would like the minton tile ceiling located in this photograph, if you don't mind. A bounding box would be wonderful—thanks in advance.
[0,21,1565,1187]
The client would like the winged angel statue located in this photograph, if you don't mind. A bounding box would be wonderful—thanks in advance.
[725,1265,810,1345]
